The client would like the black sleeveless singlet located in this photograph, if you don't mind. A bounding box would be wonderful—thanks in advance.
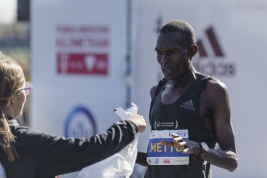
[144,74,217,178]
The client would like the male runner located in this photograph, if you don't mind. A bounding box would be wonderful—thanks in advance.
[136,20,238,178]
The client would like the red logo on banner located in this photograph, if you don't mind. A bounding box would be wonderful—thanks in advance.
[163,159,170,163]
[57,53,108,75]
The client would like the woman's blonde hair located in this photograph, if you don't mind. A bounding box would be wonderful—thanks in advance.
[0,51,24,162]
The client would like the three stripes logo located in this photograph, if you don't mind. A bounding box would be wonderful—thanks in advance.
[193,26,236,77]
[180,100,195,111]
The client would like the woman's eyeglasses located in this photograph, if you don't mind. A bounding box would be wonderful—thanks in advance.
[19,86,31,96]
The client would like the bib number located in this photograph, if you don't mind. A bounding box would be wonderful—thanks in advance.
[147,130,189,165]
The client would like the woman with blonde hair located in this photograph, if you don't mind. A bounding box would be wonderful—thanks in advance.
[0,52,146,178]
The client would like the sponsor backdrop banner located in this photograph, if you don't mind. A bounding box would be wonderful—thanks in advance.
[133,0,267,177]
[31,1,127,177]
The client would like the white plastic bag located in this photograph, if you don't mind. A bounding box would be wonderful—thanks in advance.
[77,103,139,178]
[0,162,6,178]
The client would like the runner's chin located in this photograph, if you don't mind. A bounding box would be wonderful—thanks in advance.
[162,72,172,80]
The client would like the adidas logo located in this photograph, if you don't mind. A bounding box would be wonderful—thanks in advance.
[180,100,195,111]
[196,27,224,58]
[193,26,237,77]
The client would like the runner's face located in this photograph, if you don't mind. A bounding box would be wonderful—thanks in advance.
[155,32,191,80]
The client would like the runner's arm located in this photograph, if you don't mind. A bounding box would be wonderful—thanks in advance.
[200,80,238,172]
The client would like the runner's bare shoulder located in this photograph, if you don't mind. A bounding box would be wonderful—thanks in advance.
[205,77,230,106]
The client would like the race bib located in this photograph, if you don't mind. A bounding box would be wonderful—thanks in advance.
[146,130,189,165]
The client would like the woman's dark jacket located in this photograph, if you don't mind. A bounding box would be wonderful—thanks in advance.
[0,116,138,178]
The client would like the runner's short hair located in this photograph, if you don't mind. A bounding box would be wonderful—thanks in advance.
[160,20,196,48]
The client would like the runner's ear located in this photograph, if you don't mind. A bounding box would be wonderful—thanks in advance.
[190,45,198,57]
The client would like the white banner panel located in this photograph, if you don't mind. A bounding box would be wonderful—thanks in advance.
[134,0,267,177]
[31,1,127,177]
